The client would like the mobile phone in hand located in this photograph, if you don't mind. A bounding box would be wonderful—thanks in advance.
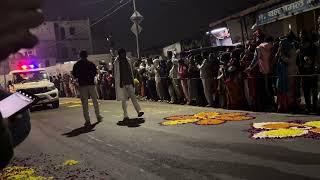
[0,91,37,119]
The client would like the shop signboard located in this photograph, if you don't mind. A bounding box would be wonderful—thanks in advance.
[257,0,320,26]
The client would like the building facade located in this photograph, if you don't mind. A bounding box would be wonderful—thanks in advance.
[7,19,93,71]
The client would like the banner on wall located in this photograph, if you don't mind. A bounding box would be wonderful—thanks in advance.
[257,0,320,26]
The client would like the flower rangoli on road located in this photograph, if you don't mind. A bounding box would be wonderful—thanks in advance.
[160,112,255,126]
[0,166,53,180]
[248,120,320,139]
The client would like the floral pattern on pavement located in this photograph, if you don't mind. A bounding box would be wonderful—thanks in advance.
[248,120,320,139]
[0,154,109,179]
[160,112,255,126]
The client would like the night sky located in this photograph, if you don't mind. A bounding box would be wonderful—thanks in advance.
[43,0,261,53]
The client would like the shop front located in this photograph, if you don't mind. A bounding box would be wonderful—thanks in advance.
[257,0,320,37]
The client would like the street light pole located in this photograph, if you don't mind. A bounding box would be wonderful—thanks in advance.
[133,0,140,59]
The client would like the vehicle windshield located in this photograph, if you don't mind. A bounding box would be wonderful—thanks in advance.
[13,71,49,84]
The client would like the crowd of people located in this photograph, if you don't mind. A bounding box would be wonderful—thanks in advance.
[50,69,116,100]
[132,29,320,114]
[50,74,78,98]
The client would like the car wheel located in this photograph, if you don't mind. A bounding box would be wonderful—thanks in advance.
[52,101,59,109]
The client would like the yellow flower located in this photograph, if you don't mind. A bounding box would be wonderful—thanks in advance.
[304,121,320,128]
[63,160,79,166]
[160,119,199,126]
[253,129,308,139]
[194,112,220,119]
[0,166,51,180]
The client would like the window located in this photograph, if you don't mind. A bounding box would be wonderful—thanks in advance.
[69,27,76,35]
[13,71,48,84]
[60,27,66,40]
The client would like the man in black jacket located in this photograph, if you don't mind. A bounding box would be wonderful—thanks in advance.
[73,50,103,126]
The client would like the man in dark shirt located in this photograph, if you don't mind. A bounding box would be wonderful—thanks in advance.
[297,31,318,113]
[114,49,144,120]
[73,50,103,126]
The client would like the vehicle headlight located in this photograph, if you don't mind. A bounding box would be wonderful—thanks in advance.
[48,85,56,91]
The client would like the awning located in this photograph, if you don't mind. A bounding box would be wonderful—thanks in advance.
[209,0,284,27]
[257,0,320,26]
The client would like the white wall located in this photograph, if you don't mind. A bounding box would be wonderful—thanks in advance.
[31,22,57,41]
[163,43,182,57]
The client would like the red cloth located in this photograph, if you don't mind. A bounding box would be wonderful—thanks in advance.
[178,65,188,79]
[225,72,247,110]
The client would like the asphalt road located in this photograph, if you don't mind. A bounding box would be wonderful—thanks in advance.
[6,98,320,180]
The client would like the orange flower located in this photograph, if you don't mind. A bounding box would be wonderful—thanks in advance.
[262,122,299,129]
[215,113,254,121]
[196,119,226,125]
[310,128,320,134]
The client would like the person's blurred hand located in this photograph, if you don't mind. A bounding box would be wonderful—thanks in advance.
[0,0,44,60]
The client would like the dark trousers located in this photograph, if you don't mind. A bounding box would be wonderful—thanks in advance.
[160,78,170,101]
[263,74,276,109]
[147,79,158,100]
[302,76,318,111]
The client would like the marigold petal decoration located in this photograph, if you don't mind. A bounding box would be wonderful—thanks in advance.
[257,122,300,130]
[310,128,320,134]
[215,113,254,121]
[252,129,308,139]
[0,166,50,180]
[63,160,79,166]
[196,119,226,125]
[252,122,298,129]
[194,112,220,119]
[304,121,320,128]
[164,115,196,120]
[160,119,199,126]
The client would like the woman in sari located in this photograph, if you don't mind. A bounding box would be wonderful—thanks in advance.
[225,49,247,110]
[276,33,299,113]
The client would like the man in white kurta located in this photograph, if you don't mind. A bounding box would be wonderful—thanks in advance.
[114,49,144,120]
